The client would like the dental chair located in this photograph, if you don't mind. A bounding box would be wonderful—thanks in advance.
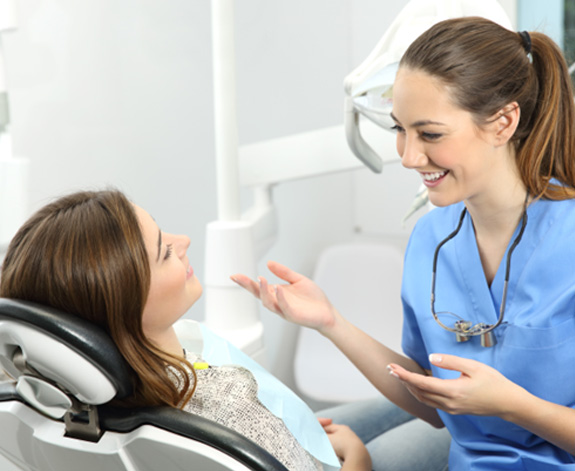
[0,298,288,471]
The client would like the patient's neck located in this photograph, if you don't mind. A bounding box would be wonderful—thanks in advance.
[146,327,185,359]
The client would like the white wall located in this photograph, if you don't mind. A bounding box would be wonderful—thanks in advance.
[2,0,515,386]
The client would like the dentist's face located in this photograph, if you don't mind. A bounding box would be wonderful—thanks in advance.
[134,205,202,339]
[391,68,501,207]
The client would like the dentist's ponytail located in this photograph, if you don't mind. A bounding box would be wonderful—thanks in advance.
[515,31,575,199]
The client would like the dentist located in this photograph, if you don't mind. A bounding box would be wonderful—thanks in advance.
[233,16,575,471]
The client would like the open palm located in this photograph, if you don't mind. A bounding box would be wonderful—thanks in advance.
[232,260,337,333]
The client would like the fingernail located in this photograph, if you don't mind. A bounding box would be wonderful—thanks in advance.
[230,276,237,283]
[387,365,399,379]
[429,354,442,364]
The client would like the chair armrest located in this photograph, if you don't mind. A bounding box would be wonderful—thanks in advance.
[99,405,289,471]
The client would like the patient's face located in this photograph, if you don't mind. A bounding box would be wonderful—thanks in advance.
[134,205,203,340]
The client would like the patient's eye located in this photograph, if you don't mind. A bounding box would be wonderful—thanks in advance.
[390,124,405,134]
[164,244,173,260]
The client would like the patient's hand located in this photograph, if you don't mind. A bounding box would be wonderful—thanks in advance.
[231,261,338,334]
[320,419,372,471]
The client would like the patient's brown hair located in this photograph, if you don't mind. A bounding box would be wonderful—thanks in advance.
[0,190,195,408]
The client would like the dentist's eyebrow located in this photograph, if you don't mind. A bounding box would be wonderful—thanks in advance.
[390,112,446,128]
[156,228,162,262]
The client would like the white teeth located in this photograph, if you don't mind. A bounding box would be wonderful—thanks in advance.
[422,171,447,182]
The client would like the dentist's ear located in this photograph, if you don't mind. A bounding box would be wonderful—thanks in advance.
[491,102,521,147]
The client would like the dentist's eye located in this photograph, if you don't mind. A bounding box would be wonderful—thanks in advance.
[164,244,173,260]
[422,132,442,141]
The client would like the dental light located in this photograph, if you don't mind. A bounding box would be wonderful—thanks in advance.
[344,0,513,174]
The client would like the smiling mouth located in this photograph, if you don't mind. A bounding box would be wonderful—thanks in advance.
[421,170,448,182]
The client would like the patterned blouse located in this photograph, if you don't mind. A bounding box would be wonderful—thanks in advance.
[174,352,323,471]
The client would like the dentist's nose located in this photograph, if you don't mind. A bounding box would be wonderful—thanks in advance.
[397,135,427,169]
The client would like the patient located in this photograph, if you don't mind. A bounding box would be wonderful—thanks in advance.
[0,189,371,471]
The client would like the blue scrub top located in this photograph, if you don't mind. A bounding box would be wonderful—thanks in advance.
[402,198,575,469]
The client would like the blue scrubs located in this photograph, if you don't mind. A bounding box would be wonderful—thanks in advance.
[402,198,575,470]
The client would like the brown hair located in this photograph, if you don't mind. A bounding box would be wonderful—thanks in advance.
[400,16,575,199]
[0,189,195,408]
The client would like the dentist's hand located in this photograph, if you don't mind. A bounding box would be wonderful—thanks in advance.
[231,261,338,333]
[387,354,524,418]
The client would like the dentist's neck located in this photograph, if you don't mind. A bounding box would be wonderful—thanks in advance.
[467,184,527,230]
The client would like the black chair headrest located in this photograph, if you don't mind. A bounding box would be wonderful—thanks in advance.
[0,298,133,400]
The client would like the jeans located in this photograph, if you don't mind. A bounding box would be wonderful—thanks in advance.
[318,397,451,471]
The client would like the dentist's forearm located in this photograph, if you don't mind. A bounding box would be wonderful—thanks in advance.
[502,388,575,455]
[321,311,444,428]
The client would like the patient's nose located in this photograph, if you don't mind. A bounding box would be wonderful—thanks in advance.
[174,234,191,258]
